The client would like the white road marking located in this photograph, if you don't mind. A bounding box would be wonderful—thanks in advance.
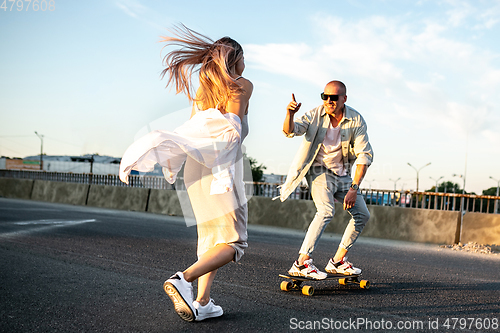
[13,219,96,225]
[0,219,97,238]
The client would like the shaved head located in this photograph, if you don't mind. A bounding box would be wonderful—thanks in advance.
[323,80,347,116]
[325,81,347,96]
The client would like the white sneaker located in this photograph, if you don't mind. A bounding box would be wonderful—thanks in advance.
[193,299,223,321]
[288,258,327,280]
[163,272,196,322]
[325,257,361,275]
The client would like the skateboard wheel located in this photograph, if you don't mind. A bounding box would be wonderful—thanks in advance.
[360,280,370,289]
[302,285,314,296]
[338,278,346,285]
[281,281,292,291]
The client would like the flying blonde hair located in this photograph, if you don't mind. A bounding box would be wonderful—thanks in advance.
[160,24,244,111]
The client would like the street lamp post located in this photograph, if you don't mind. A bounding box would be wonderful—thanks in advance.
[490,176,500,214]
[407,162,431,192]
[364,179,376,192]
[34,131,44,170]
[389,177,401,207]
[452,173,467,244]
[430,176,444,209]
[389,177,401,191]
[452,174,466,195]
[430,176,444,192]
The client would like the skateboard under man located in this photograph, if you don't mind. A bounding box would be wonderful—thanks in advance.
[279,273,370,296]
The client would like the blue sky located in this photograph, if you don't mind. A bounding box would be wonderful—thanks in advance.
[1,0,500,194]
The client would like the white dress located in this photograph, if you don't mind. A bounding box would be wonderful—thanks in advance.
[119,107,249,261]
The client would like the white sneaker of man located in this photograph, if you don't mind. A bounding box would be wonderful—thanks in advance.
[324,257,362,275]
[193,299,223,321]
[163,272,196,322]
[288,258,327,280]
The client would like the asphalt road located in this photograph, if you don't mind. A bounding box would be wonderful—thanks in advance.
[1,198,499,333]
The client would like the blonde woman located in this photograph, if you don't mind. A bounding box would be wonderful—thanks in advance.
[119,25,253,322]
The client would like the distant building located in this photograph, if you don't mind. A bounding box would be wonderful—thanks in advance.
[262,173,285,184]
[0,157,41,171]
[1,155,121,175]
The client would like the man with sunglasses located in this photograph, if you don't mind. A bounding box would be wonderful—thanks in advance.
[280,80,373,279]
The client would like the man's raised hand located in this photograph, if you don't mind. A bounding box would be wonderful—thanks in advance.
[287,93,302,114]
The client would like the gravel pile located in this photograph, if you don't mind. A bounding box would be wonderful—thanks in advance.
[440,242,499,255]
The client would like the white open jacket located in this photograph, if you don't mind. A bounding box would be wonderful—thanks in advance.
[119,108,242,195]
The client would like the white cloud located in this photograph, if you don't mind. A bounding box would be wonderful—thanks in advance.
[477,3,500,29]
[440,0,500,31]
[444,0,475,26]
[246,9,500,139]
[482,128,500,145]
[244,43,328,86]
[114,0,165,31]
[115,0,146,18]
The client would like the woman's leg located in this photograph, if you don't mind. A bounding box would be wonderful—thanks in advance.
[196,270,217,306]
[182,243,235,302]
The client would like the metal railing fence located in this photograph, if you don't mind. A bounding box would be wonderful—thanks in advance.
[1,169,499,214]
[360,189,500,214]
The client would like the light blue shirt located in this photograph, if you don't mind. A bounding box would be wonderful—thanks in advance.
[280,105,374,201]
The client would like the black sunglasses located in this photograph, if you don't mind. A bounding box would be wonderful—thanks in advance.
[320,93,340,101]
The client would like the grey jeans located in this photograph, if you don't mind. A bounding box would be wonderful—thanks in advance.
[299,166,370,256]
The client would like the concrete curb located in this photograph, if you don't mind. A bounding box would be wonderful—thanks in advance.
[86,184,149,212]
[31,180,89,206]
[462,212,500,245]
[248,196,315,231]
[362,206,458,244]
[147,189,184,216]
[0,178,34,199]
[248,197,460,244]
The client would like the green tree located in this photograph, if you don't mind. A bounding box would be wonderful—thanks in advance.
[426,181,464,209]
[245,154,267,182]
[483,187,499,196]
[427,181,462,193]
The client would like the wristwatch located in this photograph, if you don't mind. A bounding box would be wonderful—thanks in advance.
[350,183,359,191]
